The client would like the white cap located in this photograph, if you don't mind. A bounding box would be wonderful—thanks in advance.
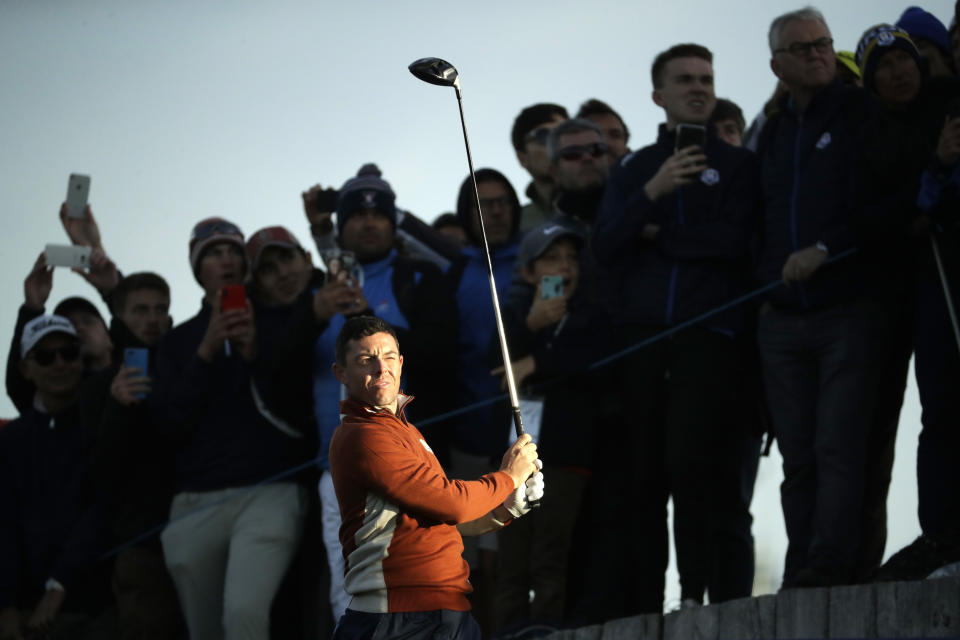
[21,315,78,358]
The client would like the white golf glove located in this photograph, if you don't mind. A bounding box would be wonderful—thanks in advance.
[503,459,545,519]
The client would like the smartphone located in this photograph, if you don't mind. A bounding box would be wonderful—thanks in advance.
[44,243,91,269]
[123,348,149,399]
[65,174,91,219]
[541,275,563,299]
[321,249,364,287]
[305,187,340,213]
[675,124,707,152]
[220,285,247,311]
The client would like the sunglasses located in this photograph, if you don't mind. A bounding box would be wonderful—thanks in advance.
[558,142,609,161]
[30,344,81,366]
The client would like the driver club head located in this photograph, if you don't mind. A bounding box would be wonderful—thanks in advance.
[408,57,459,88]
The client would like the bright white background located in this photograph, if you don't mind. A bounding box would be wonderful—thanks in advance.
[1,0,954,606]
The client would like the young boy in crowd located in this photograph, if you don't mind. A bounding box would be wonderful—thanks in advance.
[492,223,610,634]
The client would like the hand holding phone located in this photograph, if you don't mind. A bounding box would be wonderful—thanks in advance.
[122,348,150,401]
[541,275,563,300]
[643,127,709,201]
[65,174,91,219]
[675,124,707,152]
[220,285,248,312]
[44,244,91,269]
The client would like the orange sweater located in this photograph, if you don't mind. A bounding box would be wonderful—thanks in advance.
[329,395,514,613]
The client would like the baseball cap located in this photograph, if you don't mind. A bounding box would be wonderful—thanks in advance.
[518,222,585,268]
[21,315,78,358]
[246,226,303,272]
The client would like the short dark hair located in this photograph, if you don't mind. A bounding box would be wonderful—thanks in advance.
[650,44,713,88]
[111,272,171,315]
[575,98,630,143]
[511,103,569,152]
[546,118,604,163]
[335,316,399,366]
[710,98,746,133]
[432,212,462,231]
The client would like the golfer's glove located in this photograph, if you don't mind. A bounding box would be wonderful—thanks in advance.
[503,460,545,518]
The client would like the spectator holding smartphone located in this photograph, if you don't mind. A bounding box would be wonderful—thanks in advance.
[592,42,759,614]
[78,272,185,639]
[151,218,311,640]
[490,224,609,634]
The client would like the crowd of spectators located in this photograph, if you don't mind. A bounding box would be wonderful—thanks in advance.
[2,3,960,639]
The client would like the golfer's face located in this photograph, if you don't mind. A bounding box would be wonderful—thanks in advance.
[337,332,403,411]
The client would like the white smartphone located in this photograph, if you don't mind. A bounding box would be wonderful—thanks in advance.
[65,174,91,219]
[44,244,91,269]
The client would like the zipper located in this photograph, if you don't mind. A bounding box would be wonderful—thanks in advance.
[788,117,809,308]
[665,188,684,325]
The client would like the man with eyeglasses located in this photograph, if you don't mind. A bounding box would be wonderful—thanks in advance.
[589,42,760,617]
[507,118,612,308]
[511,103,569,232]
[755,7,888,589]
[0,315,112,639]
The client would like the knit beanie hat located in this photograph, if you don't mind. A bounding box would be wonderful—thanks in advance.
[188,217,247,281]
[335,164,397,236]
[855,24,921,89]
[897,6,951,58]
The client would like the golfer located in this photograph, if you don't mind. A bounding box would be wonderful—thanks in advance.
[329,316,544,639]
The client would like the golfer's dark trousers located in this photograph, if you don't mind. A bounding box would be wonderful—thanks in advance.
[914,257,960,538]
[333,609,480,640]
[757,297,886,586]
[605,325,742,612]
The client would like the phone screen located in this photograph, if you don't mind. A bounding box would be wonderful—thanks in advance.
[675,124,707,152]
[541,275,563,299]
[220,285,247,311]
[123,348,149,399]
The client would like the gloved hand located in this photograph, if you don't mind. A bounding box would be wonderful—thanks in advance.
[503,459,544,518]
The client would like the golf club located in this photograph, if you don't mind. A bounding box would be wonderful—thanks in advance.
[408,57,526,442]
[930,234,960,352]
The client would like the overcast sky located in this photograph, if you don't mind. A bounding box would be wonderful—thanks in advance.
[1,0,955,602]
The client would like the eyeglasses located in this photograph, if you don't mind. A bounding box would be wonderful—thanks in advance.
[558,142,609,161]
[524,126,553,145]
[30,344,81,366]
[478,196,511,210]
[774,37,834,57]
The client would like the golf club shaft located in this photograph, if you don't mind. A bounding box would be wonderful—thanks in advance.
[454,86,525,439]
[930,233,960,352]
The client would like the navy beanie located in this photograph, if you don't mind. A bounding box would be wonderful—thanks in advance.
[897,6,951,58]
[336,164,397,236]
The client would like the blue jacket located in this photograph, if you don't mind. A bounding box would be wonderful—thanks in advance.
[756,81,876,310]
[447,239,520,457]
[151,302,310,492]
[594,125,759,334]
